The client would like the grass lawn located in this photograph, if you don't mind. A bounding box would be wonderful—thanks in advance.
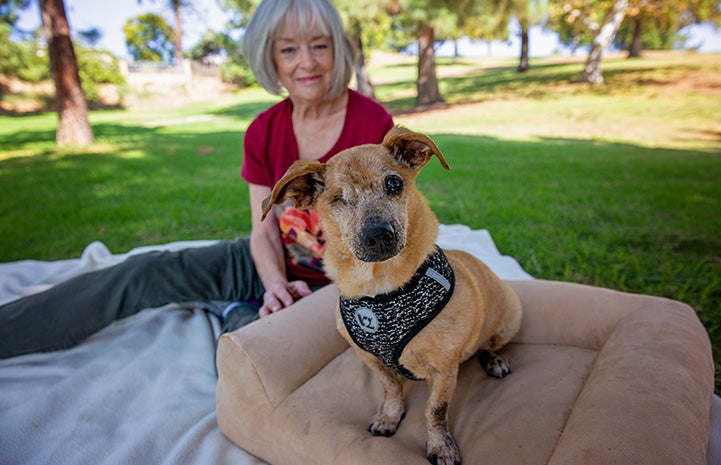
[1,51,720,388]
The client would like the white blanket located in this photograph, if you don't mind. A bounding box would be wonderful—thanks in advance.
[0,226,532,465]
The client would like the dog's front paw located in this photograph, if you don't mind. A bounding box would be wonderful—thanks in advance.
[477,350,511,379]
[426,434,461,465]
[368,410,405,437]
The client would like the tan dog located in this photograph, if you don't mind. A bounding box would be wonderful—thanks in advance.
[262,126,522,465]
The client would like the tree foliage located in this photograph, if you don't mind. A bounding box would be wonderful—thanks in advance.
[216,0,260,28]
[1,0,31,29]
[616,0,721,57]
[189,28,257,86]
[123,13,175,61]
[0,23,50,81]
[548,0,603,49]
[1,1,124,111]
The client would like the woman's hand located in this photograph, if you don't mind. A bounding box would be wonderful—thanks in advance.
[259,279,312,318]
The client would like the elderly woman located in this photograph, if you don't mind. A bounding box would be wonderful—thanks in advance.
[0,0,394,359]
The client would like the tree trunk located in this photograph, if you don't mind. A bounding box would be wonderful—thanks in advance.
[518,22,530,72]
[349,19,375,99]
[174,1,183,63]
[628,15,643,58]
[580,0,628,84]
[416,24,443,106]
[39,0,93,147]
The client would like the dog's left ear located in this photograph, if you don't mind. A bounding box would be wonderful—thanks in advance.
[261,160,327,220]
[382,126,450,171]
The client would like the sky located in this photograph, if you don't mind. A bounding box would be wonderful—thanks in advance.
[16,0,721,59]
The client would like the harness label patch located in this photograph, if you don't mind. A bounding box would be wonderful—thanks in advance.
[355,307,379,333]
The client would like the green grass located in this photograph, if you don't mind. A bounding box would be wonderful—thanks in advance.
[1,52,720,388]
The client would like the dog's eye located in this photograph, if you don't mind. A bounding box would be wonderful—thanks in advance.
[384,175,403,196]
[330,191,354,206]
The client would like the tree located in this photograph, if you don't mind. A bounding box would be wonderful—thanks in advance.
[581,0,628,83]
[169,0,187,63]
[123,13,175,61]
[416,22,442,105]
[618,0,721,57]
[388,1,461,106]
[347,17,375,98]
[335,0,392,99]
[189,29,235,59]
[551,0,629,84]
[135,0,189,62]
[39,0,93,146]
[513,0,548,72]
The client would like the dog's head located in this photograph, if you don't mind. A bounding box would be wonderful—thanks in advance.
[262,126,449,263]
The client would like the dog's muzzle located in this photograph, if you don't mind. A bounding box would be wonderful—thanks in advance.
[356,219,402,262]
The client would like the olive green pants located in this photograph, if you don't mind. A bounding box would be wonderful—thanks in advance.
[0,238,264,359]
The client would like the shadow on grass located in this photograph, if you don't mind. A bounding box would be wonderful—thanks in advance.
[379,61,587,111]
[0,97,276,154]
[377,58,712,112]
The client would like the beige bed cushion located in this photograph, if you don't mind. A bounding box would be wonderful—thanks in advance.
[216,280,714,465]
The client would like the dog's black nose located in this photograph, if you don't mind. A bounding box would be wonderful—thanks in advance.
[359,222,398,261]
[363,223,395,248]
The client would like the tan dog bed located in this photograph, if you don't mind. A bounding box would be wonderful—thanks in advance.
[216,279,714,465]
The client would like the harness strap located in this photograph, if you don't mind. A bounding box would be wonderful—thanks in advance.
[339,247,455,380]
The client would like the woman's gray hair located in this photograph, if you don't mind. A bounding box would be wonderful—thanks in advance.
[242,0,356,99]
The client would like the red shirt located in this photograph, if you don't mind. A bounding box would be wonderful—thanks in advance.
[241,89,394,285]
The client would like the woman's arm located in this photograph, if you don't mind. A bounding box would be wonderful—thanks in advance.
[248,183,312,317]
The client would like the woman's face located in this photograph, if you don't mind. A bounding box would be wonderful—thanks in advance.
[272,19,334,102]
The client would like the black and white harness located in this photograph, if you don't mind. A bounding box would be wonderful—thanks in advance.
[339,247,455,380]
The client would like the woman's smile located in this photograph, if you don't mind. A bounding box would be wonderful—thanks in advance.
[273,21,334,103]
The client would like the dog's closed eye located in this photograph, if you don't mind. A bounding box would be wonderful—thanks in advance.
[330,190,355,207]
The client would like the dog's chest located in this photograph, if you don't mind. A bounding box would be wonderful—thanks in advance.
[339,248,455,380]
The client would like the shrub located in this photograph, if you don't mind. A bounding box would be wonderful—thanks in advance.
[220,55,256,87]
[0,24,49,83]
[76,48,125,103]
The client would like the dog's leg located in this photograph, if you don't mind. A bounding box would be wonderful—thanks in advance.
[357,351,406,436]
[478,292,521,379]
[477,326,515,379]
[425,366,461,465]
[477,350,511,379]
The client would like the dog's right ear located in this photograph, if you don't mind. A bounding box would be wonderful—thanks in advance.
[261,160,327,220]
[382,126,450,172]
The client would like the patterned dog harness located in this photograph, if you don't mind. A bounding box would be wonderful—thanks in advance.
[339,248,455,380]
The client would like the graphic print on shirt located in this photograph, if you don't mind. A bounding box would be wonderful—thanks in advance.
[275,201,325,273]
